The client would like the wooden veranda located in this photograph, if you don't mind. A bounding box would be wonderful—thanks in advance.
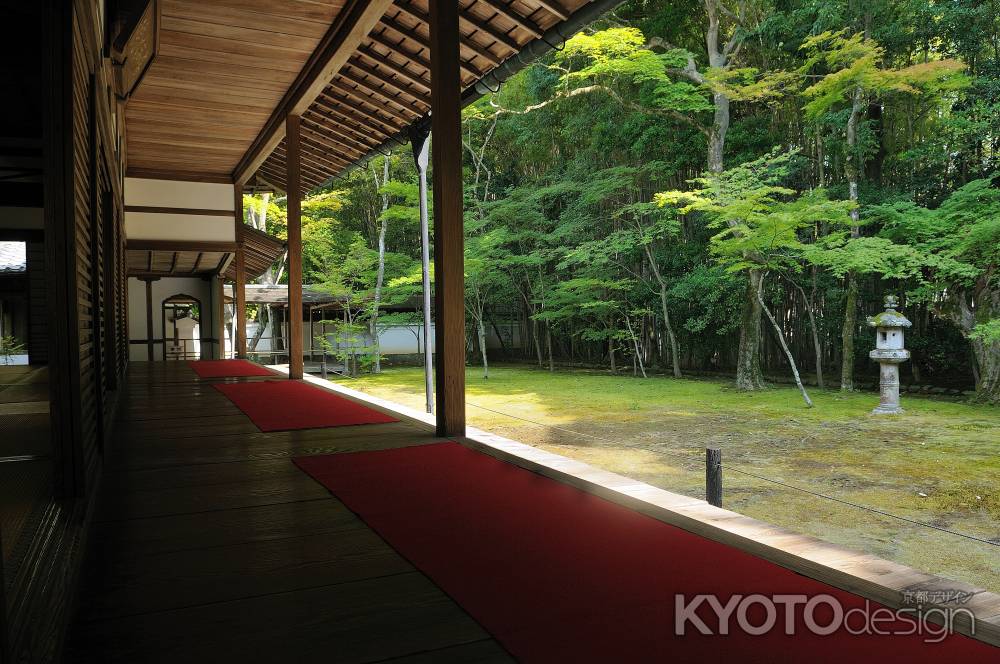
[65,362,508,662]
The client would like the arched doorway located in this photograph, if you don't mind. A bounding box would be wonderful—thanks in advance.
[162,293,202,360]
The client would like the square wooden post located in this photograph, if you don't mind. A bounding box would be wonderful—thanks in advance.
[286,114,304,380]
[429,0,466,436]
[234,184,247,359]
[214,275,226,360]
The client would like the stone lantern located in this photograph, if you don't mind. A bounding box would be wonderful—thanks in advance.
[867,295,912,415]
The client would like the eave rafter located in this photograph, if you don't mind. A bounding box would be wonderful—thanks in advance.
[238,0,586,191]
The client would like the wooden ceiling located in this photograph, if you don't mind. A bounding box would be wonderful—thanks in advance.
[124,0,599,186]
[253,0,591,193]
[126,228,284,280]
[125,0,346,180]
[126,248,232,277]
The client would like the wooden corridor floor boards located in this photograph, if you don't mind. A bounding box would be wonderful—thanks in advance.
[65,362,511,663]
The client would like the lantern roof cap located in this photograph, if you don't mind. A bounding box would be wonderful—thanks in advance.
[867,295,912,328]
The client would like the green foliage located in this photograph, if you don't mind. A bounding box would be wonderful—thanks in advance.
[657,150,855,275]
[800,30,968,121]
[288,2,998,387]
[0,335,25,365]
[970,319,1000,344]
[873,178,1000,289]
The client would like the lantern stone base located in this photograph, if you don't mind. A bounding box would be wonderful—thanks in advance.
[872,403,904,415]
[870,351,910,416]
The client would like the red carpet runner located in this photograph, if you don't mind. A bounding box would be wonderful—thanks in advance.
[214,380,398,431]
[188,359,275,378]
[294,442,995,663]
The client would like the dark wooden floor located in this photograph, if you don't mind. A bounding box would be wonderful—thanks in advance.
[66,362,512,663]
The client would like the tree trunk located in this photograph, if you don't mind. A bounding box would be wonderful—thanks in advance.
[643,245,682,378]
[840,274,859,390]
[532,317,543,367]
[546,323,554,372]
[248,304,269,353]
[970,337,999,402]
[736,270,766,390]
[625,315,647,378]
[477,318,489,379]
[609,337,616,373]
[793,282,824,388]
[757,284,813,407]
[942,285,1000,404]
[840,85,864,391]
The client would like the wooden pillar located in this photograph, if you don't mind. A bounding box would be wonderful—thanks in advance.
[234,184,247,359]
[286,114,304,379]
[429,0,466,436]
[214,275,225,359]
[144,277,154,361]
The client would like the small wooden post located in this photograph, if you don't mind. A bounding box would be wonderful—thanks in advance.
[706,447,722,507]
[234,183,247,359]
[429,0,466,436]
[286,114,304,379]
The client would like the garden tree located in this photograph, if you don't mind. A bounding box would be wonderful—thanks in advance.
[242,193,287,353]
[872,178,1000,403]
[381,266,431,355]
[558,165,684,377]
[314,237,378,376]
[464,238,506,380]
[799,29,968,390]
[534,277,636,374]
[286,0,994,391]
[480,183,576,369]
[658,150,856,405]
[0,334,25,365]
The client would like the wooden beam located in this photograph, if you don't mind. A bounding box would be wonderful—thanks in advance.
[233,0,396,184]
[336,69,424,118]
[286,115,304,379]
[533,0,569,21]
[390,2,502,66]
[321,85,406,135]
[125,167,234,184]
[379,15,488,77]
[430,0,466,437]
[345,58,431,104]
[302,111,379,152]
[355,45,431,91]
[475,0,543,39]
[234,184,247,359]
[125,205,235,216]
[126,240,240,252]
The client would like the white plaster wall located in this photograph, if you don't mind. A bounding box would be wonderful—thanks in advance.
[124,212,234,242]
[242,319,521,360]
[128,276,220,361]
[123,177,235,242]
[125,178,234,210]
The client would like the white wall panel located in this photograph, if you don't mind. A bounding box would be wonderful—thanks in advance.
[125,177,234,210]
[124,212,234,241]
